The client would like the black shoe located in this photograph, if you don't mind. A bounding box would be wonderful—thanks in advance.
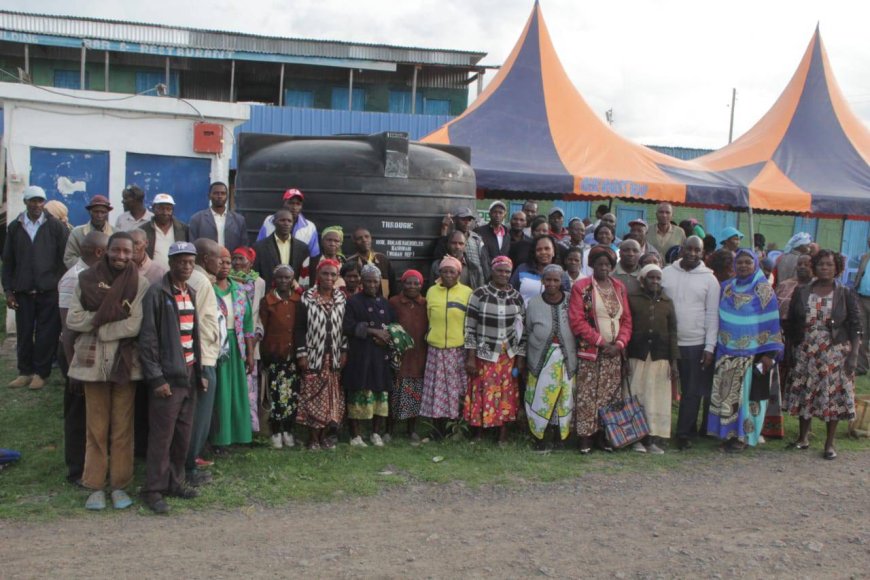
[186,470,213,487]
[823,449,838,460]
[143,493,170,514]
[676,437,692,451]
[66,476,86,489]
[166,485,199,500]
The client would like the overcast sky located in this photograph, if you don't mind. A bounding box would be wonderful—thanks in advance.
[11,0,870,149]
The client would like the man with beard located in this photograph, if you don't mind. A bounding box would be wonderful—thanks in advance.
[67,232,150,510]
[189,182,247,252]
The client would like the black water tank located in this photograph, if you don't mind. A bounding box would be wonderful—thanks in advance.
[235,132,475,281]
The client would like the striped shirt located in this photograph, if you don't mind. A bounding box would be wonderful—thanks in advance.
[173,285,196,366]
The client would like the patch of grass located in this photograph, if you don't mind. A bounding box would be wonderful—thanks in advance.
[1,363,868,521]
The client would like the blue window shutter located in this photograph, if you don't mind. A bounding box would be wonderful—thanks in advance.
[284,90,314,108]
[615,206,645,239]
[135,71,179,96]
[331,88,365,111]
[842,220,870,270]
[423,98,450,116]
[54,70,85,89]
[552,200,589,223]
[704,209,738,242]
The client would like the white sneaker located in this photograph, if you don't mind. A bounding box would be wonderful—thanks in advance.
[350,436,368,448]
[270,433,283,449]
[758,435,766,445]
[282,432,295,448]
[632,441,647,453]
[646,443,665,455]
[371,433,384,447]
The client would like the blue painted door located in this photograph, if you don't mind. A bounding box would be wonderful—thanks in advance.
[125,153,212,223]
[704,209,738,242]
[615,206,645,239]
[842,220,870,286]
[552,200,589,224]
[793,216,819,240]
[29,147,110,226]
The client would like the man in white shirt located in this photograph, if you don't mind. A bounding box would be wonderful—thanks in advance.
[115,185,153,232]
[661,236,720,450]
[188,182,248,251]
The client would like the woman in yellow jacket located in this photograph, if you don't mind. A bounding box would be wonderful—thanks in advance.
[420,256,473,438]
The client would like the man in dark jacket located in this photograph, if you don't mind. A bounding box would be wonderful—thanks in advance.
[2,185,69,389]
[140,193,190,270]
[475,200,510,259]
[253,208,311,288]
[188,181,248,252]
[139,241,203,514]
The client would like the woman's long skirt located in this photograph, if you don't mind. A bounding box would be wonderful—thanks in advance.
[296,354,345,429]
[525,345,574,440]
[212,331,253,446]
[629,355,672,439]
[574,354,623,437]
[419,347,467,420]
[707,356,767,446]
[463,352,519,428]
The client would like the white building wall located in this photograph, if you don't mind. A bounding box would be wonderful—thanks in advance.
[0,84,249,333]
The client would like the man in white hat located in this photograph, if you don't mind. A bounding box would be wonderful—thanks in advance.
[475,200,511,259]
[140,193,190,269]
[2,185,70,389]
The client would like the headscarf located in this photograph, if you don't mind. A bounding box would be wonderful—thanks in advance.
[316,258,342,272]
[321,225,346,259]
[439,255,463,273]
[491,255,513,270]
[638,264,662,279]
[360,263,382,279]
[718,249,783,360]
[400,269,423,285]
[233,246,256,263]
[44,200,69,224]
[784,232,812,253]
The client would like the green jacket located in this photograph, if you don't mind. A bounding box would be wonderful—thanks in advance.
[626,288,680,362]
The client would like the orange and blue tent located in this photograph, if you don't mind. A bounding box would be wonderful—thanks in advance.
[668,27,870,218]
[422,2,733,205]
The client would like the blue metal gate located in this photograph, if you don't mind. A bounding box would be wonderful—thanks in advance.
[29,147,110,226]
[125,153,212,223]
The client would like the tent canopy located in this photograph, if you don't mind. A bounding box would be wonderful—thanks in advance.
[681,27,870,218]
[422,2,720,205]
[424,3,869,219]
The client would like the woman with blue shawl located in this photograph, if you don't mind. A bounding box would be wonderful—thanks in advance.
[708,249,783,452]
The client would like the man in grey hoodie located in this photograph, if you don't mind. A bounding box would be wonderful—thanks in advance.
[662,236,720,450]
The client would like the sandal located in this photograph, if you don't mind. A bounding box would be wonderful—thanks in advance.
[823,449,837,460]
[787,441,810,450]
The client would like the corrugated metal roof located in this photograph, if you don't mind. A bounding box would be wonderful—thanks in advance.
[0,10,486,67]
[647,145,713,161]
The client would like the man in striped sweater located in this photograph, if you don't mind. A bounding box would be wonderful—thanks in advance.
[139,241,204,514]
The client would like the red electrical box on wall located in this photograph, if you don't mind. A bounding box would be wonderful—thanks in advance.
[193,122,223,154]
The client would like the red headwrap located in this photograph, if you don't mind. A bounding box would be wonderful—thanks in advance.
[316,258,341,272]
[491,255,513,270]
[232,246,256,263]
[400,269,424,284]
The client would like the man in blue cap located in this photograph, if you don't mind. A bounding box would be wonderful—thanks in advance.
[2,185,69,390]
[719,226,744,253]
[139,241,204,514]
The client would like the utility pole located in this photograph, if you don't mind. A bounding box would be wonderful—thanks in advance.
[728,88,737,143]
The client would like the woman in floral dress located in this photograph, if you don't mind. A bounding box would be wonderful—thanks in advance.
[785,250,862,460]
[463,256,525,444]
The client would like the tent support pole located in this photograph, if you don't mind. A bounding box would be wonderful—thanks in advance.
[747,206,755,251]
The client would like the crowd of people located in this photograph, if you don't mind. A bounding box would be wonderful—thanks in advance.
[3,184,866,514]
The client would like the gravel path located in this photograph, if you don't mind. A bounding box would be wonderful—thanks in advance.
[2,451,868,579]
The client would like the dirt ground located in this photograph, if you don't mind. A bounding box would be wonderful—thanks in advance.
[2,451,867,579]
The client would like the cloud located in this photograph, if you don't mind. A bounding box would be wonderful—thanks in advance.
[11,0,870,149]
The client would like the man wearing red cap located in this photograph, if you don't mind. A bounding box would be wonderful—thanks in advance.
[63,194,115,269]
[256,188,320,260]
